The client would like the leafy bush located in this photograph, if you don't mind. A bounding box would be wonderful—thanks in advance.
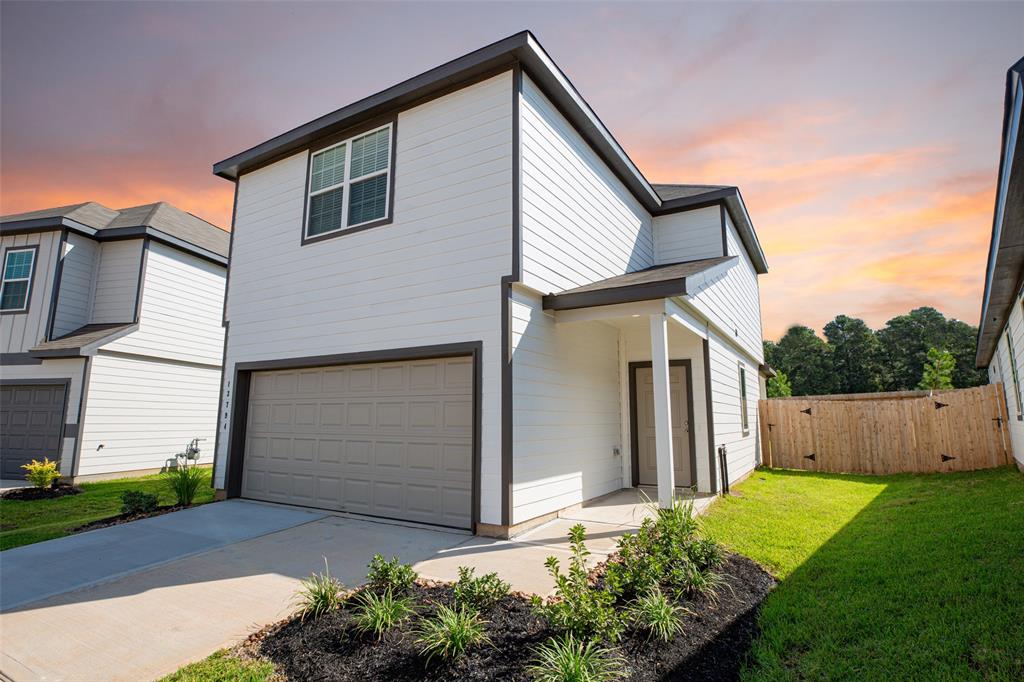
[629,587,686,642]
[294,558,345,620]
[120,490,159,515]
[453,566,510,611]
[531,524,625,642]
[416,603,491,664]
[527,634,624,682]
[687,536,724,571]
[20,458,60,489]
[351,588,414,639]
[164,462,205,506]
[366,554,418,594]
[679,563,728,604]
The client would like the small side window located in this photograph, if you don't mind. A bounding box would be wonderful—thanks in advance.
[738,363,749,435]
[0,247,37,313]
[1007,333,1023,421]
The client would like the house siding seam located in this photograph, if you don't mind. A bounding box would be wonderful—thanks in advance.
[706,330,760,486]
[52,232,99,338]
[90,240,143,324]
[652,206,723,265]
[214,71,513,525]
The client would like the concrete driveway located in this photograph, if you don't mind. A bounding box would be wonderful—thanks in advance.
[0,491,715,681]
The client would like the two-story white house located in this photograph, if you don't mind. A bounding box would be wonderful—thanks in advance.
[211,31,768,536]
[0,201,228,481]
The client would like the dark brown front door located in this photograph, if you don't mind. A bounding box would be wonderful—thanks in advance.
[0,383,67,479]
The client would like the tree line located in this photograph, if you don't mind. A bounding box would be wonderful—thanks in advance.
[764,307,987,397]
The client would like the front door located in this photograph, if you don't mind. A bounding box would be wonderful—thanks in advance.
[635,364,692,487]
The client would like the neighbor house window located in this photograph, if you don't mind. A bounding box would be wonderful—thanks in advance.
[0,247,36,312]
[305,123,393,240]
[738,363,749,435]
[1008,332,1023,420]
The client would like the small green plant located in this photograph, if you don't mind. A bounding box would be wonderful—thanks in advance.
[687,536,724,571]
[294,558,345,620]
[453,566,511,610]
[527,634,624,682]
[20,458,60,489]
[351,588,414,639]
[766,371,792,398]
[629,587,687,642]
[120,490,159,515]
[918,347,955,391]
[680,563,729,603]
[366,553,418,594]
[531,524,625,642]
[415,603,491,664]
[164,462,205,506]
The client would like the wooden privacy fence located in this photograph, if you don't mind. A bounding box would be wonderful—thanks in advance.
[759,384,1013,475]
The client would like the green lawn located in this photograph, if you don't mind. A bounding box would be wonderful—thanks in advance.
[160,651,273,682]
[701,466,1024,681]
[0,469,215,551]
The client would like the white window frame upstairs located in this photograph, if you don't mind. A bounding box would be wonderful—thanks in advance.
[304,122,394,241]
[0,246,37,313]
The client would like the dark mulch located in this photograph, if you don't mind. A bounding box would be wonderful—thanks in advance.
[1,482,82,501]
[251,553,774,681]
[71,505,188,532]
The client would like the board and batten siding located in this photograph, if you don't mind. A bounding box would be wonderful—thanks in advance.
[0,357,86,477]
[686,214,764,363]
[510,286,622,524]
[90,240,143,324]
[104,241,225,366]
[52,233,99,338]
[218,71,513,524]
[77,351,220,476]
[653,206,723,265]
[0,231,60,352]
[519,74,653,295]
[707,330,760,485]
[988,296,1024,468]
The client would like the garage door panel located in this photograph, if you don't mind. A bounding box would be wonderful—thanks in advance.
[1,383,67,479]
[241,358,473,529]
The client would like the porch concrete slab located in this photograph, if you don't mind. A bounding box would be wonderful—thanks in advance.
[414,535,571,596]
[560,488,717,527]
[0,500,326,612]
[515,518,628,557]
[0,511,467,682]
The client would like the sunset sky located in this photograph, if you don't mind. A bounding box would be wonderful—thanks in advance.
[2,1,1022,339]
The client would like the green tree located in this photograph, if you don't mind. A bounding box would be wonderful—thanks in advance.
[943,318,988,388]
[917,347,955,391]
[771,326,836,396]
[823,315,884,394]
[878,307,949,391]
[766,371,792,398]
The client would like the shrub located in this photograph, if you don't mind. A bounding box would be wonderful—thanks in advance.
[687,536,724,571]
[527,634,624,682]
[351,588,414,639]
[120,490,159,515]
[416,603,491,664]
[164,462,205,506]
[294,558,345,620]
[531,523,625,642]
[20,458,60,489]
[453,566,510,611]
[366,554,418,594]
[629,587,686,642]
[603,519,661,599]
[680,563,729,604]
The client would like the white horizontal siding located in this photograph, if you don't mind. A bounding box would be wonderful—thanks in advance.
[219,72,513,524]
[90,240,142,324]
[990,299,1024,468]
[687,214,764,362]
[520,74,652,294]
[510,286,622,523]
[1,231,60,352]
[104,242,225,366]
[52,233,99,338]
[0,358,87,477]
[653,206,723,264]
[77,351,220,476]
[707,330,760,485]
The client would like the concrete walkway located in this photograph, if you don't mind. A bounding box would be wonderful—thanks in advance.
[0,490,717,682]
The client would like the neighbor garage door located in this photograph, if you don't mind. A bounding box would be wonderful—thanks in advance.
[241,357,473,528]
[0,383,67,479]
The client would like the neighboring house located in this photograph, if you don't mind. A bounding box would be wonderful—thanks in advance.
[977,56,1024,472]
[211,31,768,536]
[0,202,228,481]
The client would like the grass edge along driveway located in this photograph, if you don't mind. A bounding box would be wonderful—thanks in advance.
[0,469,215,551]
[701,466,1024,681]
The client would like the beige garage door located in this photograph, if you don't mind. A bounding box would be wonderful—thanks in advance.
[241,357,473,529]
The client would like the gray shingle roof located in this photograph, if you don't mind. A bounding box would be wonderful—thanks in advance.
[1,201,228,259]
[29,323,137,357]
[651,184,733,202]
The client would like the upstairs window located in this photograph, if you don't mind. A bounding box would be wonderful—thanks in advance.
[0,247,36,312]
[304,123,393,241]
[738,363,750,435]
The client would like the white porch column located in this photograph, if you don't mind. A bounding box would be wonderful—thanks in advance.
[649,313,675,508]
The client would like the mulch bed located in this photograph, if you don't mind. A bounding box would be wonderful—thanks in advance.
[245,552,775,681]
[1,482,82,501]
[70,505,189,533]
